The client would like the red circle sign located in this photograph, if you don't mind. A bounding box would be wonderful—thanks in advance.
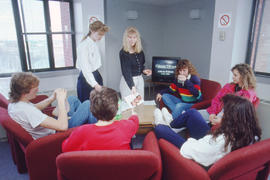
[220,15,230,26]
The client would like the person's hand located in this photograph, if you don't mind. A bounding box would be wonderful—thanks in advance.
[131,108,137,115]
[48,89,57,102]
[131,86,137,95]
[178,75,187,82]
[156,93,162,101]
[211,116,222,125]
[143,69,152,76]
[94,84,102,92]
[209,114,217,124]
[55,88,67,101]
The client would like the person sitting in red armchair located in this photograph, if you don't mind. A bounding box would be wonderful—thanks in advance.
[62,87,139,152]
[154,94,261,167]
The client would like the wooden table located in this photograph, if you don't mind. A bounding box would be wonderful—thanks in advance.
[121,104,156,134]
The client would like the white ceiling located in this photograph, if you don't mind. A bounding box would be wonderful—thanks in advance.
[127,0,192,7]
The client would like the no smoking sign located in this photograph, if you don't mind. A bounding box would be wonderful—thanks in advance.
[218,13,231,28]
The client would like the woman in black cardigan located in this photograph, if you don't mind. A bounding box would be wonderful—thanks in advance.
[119,27,151,100]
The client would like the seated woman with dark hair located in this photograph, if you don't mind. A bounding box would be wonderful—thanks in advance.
[154,94,261,167]
[62,87,139,152]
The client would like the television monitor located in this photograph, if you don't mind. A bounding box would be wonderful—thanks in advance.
[152,56,180,83]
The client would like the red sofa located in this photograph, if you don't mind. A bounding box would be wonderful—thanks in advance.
[56,131,162,180]
[159,138,270,180]
[159,78,221,110]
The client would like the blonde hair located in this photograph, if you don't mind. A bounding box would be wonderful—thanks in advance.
[122,27,142,53]
[82,20,109,41]
[231,63,256,90]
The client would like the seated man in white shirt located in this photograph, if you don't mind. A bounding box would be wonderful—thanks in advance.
[8,72,96,139]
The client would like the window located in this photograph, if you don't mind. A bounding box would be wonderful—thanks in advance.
[0,0,76,75]
[0,0,21,73]
[247,0,270,76]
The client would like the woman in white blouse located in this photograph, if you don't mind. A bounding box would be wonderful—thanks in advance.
[76,21,109,102]
[154,94,261,167]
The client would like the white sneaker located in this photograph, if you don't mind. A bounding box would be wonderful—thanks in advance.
[161,107,173,125]
[154,108,168,126]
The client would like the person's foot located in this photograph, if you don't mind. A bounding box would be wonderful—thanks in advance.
[52,98,70,117]
[154,108,168,126]
[161,107,173,125]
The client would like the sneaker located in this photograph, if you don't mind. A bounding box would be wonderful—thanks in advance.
[161,107,173,125]
[154,108,168,126]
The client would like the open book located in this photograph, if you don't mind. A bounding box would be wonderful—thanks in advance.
[124,93,144,108]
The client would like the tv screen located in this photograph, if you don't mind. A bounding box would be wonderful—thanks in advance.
[152,56,180,83]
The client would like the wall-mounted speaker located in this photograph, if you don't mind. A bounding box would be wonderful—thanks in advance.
[189,9,201,19]
[127,10,138,20]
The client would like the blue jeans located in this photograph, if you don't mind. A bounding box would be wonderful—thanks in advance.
[162,93,194,119]
[67,96,97,128]
[154,109,210,148]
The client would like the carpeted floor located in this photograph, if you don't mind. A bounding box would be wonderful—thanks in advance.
[0,140,29,180]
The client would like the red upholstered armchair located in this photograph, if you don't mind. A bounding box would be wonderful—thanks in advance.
[0,107,33,173]
[56,131,162,180]
[159,78,221,110]
[0,93,56,175]
[0,107,72,180]
[25,128,73,180]
[0,93,9,109]
[159,138,270,180]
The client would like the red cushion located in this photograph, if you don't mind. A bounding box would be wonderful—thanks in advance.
[0,93,9,109]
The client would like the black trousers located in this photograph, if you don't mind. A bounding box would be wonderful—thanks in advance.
[77,71,103,102]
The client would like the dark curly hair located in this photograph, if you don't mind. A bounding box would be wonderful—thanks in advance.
[9,72,39,103]
[175,59,199,78]
[212,94,261,152]
[90,87,119,121]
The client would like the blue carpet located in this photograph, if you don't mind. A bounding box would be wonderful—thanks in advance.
[0,140,29,180]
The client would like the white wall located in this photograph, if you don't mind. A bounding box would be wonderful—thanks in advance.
[209,0,253,85]
[105,0,215,90]
[163,0,215,78]
[105,0,165,90]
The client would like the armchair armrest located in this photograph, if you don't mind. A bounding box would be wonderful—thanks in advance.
[142,131,162,180]
[42,106,55,117]
[26,129,73,180]
[191,100,212,110]
[159,139,210,180]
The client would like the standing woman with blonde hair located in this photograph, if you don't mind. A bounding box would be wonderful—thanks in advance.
[76,20,109,102]
[119,27,152,100]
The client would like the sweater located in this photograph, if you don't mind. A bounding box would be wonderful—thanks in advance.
[119,49,145,89]
[207,83,257,115]
[62,115,139,152]
[160,75,202,103]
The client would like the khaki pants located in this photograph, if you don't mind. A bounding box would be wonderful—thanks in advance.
[120,75,144,100]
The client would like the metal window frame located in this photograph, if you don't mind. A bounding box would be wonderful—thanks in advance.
[9,0,76,74]
[246,0,270,77]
